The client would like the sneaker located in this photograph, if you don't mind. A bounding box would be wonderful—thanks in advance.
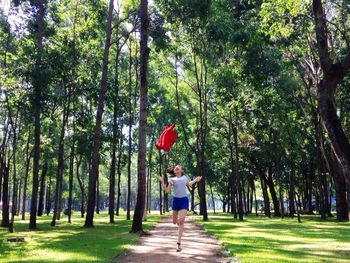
[176,242,182,252]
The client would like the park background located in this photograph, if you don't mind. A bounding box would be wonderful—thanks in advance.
[1,0,350,262]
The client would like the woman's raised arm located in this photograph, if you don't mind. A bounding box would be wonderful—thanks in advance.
[157,176,172,193]
[187,176,202,187]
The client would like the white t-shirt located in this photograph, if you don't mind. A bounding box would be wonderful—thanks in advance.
[169,175,188,198]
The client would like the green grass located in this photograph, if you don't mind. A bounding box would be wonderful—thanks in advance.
[0,212,162,263]
[193,213,350,263]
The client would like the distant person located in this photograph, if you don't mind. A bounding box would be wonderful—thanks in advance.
[157,165,202,252]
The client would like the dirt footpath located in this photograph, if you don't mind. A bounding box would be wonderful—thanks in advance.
[115,216,239,263]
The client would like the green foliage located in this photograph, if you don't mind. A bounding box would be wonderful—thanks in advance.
[259,0,309,39]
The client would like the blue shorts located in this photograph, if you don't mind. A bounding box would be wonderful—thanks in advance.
[172,196,189,211]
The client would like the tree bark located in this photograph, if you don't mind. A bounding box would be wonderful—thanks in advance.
[6,98,18,233]
[126,40,133,221]
[116,134,122,216]
[46,170,52,216]
[252,157,270,217]
[1,158,9,227]
[158,151,162,215]
[260,176,270,217]
[227,115,237,218]
[130,0,149,233]
[288,163,296,215]
[29,0,45,230]
[209,183,216,213]
[331,153,349,220]
[84,0,114,227]
[146,133,155,213]
[96,173,100,214]
[68,142,74,223]
[17,179,22,216]
[266,170,281,217]
[312,0,350,189]
[197,153,208,220]
[37,161,47,216]
[109,23,121,223]
[163,154,169,213]
[75,156,84,217]
[51,100,70,226]
[232,109,243,220]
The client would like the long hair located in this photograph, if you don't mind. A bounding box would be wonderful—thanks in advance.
[167,166,184,177]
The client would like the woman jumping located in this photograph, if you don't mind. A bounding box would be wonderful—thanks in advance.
[157,165,202,252]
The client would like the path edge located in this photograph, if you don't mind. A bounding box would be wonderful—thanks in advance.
[111,215,167,262]
[190,215,240,263]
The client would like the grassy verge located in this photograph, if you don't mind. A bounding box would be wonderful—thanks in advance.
[0,212,162,262]
[193,213,350,263]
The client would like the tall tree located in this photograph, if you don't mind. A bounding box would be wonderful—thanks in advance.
[131,0,149,233]
[84,0,114,227]
[29,0,46,230]
[312,0,350,195]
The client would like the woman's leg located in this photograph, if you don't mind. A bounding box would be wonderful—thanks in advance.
[172,210,179,224]
[177,209,187,243]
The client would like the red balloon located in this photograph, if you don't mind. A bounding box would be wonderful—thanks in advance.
[155,124,177,151]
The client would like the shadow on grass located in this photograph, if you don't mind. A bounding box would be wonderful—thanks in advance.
[195,213,350,263]
[0,213,162,263]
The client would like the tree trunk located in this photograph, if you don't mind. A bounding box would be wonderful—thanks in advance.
[126,39,133,221]
[227,116,237,218]
[158,151,162,215]
[1,159,9,227]
[17,179,22,216]
[9,117,18,233]
[37,161,47,216]
[312,108,328,219]
[197,153,208,221]
[288,163,296,215]
[306,162,314,213]
[163,154,169,213]
[116,134,122,216]
[232,109,243,220]
[29,0,45,231]
[266,169,281,217]
[96,173,100,214]
[109,31,121,223]
[84,0,114,228]
[331,153,349,220]
[22,133,31,219]
[210,183,216,214]
[51,102,69,226]
[252,157,271,217]
[312,0,350,188]
[272,132,283,218]
[146,133,155,213]
[109,141,116,222]
[46,171,52,216]
[246,180,250,213]
[130,0,149,233]
[190,186,195,213]
[68,142,74,223]
[227,181,230,213]
[253,180,258,216]
[260,177,271,217]
[75,156,84,218]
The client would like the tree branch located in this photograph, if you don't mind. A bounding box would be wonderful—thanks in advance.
[312,0,332,73]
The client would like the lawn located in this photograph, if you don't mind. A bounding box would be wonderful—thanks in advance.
[0,212,162,263]
[194,213,350,263]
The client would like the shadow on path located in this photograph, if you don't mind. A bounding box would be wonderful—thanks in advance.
[115,216,239,263]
